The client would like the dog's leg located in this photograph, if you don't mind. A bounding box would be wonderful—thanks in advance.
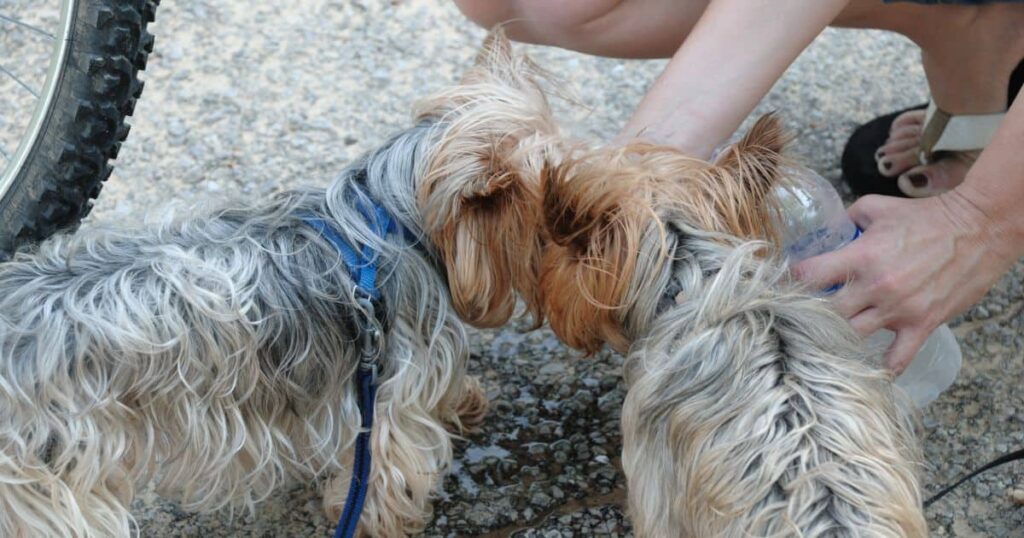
[0,436,135,537]
[322,335,463,537]
[620,365,699,538]
[322,404,451,537]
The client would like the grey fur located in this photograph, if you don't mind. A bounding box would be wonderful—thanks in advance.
[0,30,560,536]
[0,120,473,536]
[619,222,927,537]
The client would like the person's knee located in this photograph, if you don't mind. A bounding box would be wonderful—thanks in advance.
[452,0,518,31]
[452,0,627,44]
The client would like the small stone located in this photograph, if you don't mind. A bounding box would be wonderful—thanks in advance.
[550,486,565,500]
[1009,488,1024,505]
[464,503,497,527]
[164,43,184,61]
[975,482,991,498]
[538,361,566,376]
[167,118,186,138]
[530,492,552,507]
[520,465,540,477]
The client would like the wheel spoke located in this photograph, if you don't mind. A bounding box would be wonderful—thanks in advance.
[0,65,38,98]
[0,14,55,40]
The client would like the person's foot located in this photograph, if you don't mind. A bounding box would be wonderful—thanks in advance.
[874,4,1024,197]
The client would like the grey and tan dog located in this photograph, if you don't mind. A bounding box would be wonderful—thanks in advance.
[539,117,928,537]
[0,33,556,537]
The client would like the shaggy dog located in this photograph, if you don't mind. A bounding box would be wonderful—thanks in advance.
[539,116,927,537]
[0,33,555,537]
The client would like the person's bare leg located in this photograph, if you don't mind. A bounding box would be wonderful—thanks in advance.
[453,0,886,156]
[454,0,1024,175]
[452,0,961,60]
[453,0,710,59]
[862,4,1024,196]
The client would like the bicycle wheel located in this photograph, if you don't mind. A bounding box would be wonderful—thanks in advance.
[0,0,158,258]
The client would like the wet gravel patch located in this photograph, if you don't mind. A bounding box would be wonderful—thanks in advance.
[421,321,629,537]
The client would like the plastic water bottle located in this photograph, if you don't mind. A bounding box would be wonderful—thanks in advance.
[772,166,962,408]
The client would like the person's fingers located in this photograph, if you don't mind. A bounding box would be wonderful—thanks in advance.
[830,282,873,319]
[847,307,885,337]
[884,327,929,374]
[846,194,890,230]
[792,247,857,290]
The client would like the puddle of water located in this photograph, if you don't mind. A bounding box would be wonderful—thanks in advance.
[448,459,480,497]
[464,444,512,464]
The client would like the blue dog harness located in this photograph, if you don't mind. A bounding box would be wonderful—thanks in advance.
[300,193,406,538]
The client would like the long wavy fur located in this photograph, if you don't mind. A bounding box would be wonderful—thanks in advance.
[0,30,552,538]
[540,115,927,537]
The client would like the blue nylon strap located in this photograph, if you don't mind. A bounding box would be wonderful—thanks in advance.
[333,370,376,538]
[301,199,397,302]
[300,217,364,281]
[300,193,400,538]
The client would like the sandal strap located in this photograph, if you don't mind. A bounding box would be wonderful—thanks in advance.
[919,101,1004,163]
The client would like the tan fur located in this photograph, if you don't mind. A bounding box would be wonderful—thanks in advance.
[538,116,927,536]
[450,375,490,433]
[0,31,556,538]
[541,115,787,352]
[416,29,557,328]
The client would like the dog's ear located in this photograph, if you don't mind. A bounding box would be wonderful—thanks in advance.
[473,26,515,71]
[714,113,788,184]
[423,153,544,328]
[416,30,556,328]
[540,153,651,354]
[415,28,551,124]
[708,113,790,240]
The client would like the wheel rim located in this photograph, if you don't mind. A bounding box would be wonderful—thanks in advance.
[0,0,78,201]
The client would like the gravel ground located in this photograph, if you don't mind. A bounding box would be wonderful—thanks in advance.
[6,1,1024,536]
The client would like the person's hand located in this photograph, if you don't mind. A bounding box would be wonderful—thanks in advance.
[792,189,1016,373]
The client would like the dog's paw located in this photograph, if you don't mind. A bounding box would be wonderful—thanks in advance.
[321,473,348,521]
[450,376,489,433]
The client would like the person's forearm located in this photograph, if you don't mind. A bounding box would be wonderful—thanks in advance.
[951,97,1024,259]
[617,0,849,158]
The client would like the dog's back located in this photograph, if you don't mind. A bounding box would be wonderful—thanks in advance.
[539,115,927,537]
[0,188,379,535]
[621,242,926,537]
